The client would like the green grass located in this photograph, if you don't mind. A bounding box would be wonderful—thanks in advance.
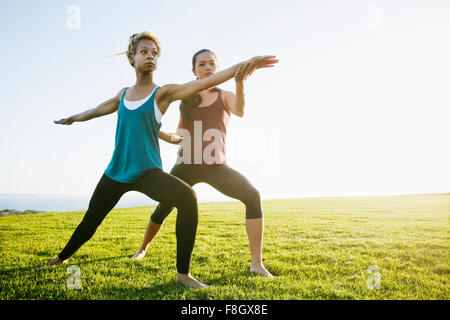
[0,193,448,300]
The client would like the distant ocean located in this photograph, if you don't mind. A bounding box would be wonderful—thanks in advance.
[0,193,227,213]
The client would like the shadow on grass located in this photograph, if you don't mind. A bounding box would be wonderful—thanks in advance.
[68,254,131,266]
[85,267,264,300]
[103,281,197,300]
[1,262,280,300]
[0,255,131,276]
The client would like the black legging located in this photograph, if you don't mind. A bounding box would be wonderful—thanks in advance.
[58,169,197,274]
[151,164,262,224]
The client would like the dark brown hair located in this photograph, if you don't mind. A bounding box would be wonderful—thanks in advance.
[180,49,219,121]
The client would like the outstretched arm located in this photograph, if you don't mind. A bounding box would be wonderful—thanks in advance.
[54,87,127,125]
[155,56,278,115]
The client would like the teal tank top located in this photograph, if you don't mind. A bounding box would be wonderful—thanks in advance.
[104,87,162,183]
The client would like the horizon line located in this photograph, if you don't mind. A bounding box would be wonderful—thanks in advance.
[0,191,448,199]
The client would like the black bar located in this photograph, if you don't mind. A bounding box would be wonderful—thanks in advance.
[0,300,447,318]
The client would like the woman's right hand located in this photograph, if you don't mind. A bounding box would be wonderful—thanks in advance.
[54,117,75,125]
[248,55,279,70]
[235,55,278,81]
[235,56,278,81]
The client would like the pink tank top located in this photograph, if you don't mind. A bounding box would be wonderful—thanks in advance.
[177,89,230,165]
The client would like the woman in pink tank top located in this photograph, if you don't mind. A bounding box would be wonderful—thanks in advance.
[132,49,274,278]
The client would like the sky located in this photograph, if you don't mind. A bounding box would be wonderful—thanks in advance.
[0,0,449,203]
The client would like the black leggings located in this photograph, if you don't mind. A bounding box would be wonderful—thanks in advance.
[151,164,262,224]
[58,169,197,274]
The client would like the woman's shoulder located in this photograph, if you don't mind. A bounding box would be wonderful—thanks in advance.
[115,87,129,100]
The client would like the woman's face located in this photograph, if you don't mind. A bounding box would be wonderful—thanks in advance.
[192,51,218,80]
[133,39,159,73]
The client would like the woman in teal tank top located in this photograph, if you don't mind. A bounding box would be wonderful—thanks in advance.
[37,31,278,289]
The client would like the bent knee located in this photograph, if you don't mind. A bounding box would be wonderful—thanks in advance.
[176,185,197,206]
[242,188,263,219]
[185,186,197,202]
[243,187,261,204]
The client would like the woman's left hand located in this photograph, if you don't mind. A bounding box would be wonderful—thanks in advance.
[170,134,184,144]
[235,61,256,82]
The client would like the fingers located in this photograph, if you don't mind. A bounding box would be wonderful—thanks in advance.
[259,64,276,69]
[265,58,279,64]
[243,61,256,74]
[260,55,277,61]
[171,134,184,143]
[236,61,257,81]
[235,55,278,81]
[235,64,245,78]
[235,64,247,81]
[54,118,73,125]
[251,55,279,69]
[236,64,248,79]
[243,62,256,80]
[259,58,279,68]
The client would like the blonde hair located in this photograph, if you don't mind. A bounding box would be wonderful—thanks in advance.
[121,31,161,67]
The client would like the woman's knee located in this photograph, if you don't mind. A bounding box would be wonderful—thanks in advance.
[175,185,197,207]
[242,187,263,219]
[150,203,173,224]
[187,186,197,201]
[244,187,261,204]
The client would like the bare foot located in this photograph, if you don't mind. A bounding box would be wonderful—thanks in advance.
[250,264,275,278]
[34,256,68,271]
[176,273,208,289]
[130,249,147,260]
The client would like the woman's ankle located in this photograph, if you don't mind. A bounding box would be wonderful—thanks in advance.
[139,246,148,253]
[250,260,263,268]
[56,256,68,264]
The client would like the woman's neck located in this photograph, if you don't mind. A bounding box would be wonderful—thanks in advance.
[135,70,154,87]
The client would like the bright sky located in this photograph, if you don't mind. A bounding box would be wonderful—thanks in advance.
[0,0,449,202]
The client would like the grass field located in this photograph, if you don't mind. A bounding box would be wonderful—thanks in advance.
[0,193,448,300]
